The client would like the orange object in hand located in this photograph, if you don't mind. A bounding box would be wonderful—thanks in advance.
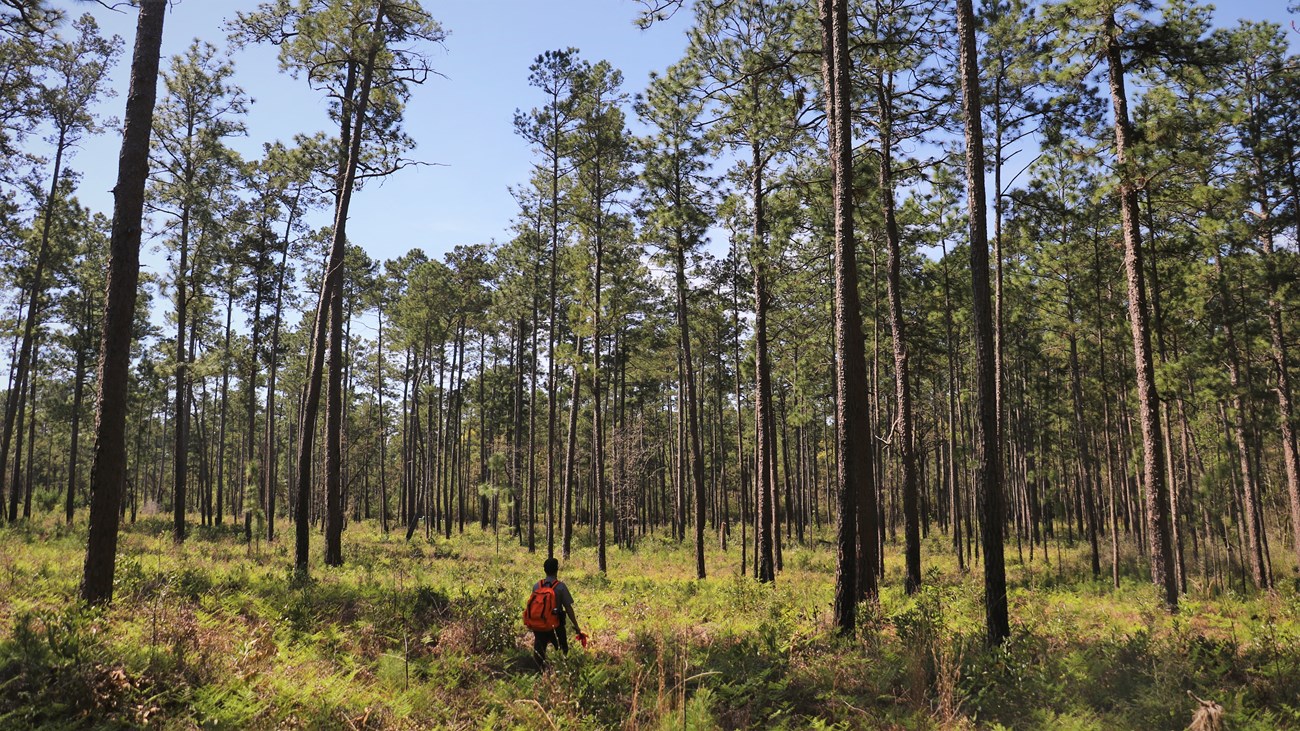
[576,632,588,648]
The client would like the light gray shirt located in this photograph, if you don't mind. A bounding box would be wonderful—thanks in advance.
[534,576,574,611]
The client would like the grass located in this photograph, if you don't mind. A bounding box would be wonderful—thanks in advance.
[1,514,1298,729]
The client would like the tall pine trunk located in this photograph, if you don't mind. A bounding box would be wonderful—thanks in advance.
[2,129,68,522]
[1104,14,1177,610]
[216,275,235,526]
[171,113,196,544]
[876,68,921,594]
[822,0,877,631]
[1216,254,1268,588]
[546,104,564,559]
[561,335,583,559]
[81,0,167,604]
[377,304,390,532]
[264,228,291,541]
[940,237,963,571]
[593,233,608,573]
[1254,138,1300,576]
[673,241,706,578]
[65,344,87,523]
[299,3,386,572]
[750,130,776,584]
[956,0,1010,645]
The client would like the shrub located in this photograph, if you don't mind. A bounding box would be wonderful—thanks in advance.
[410,585,452,625]
[0,606,141,727]
[171,565,214,600]
[460,585,517,654]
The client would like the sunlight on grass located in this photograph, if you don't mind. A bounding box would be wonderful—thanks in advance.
[1,514,1298,729]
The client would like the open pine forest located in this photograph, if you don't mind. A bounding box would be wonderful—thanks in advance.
[2,0,1299,728]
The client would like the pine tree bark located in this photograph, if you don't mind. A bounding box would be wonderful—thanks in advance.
[1067,324,1101,578]
[2,127,69,522]
[21,362,36,519]
[264,227,290,541]
[216,274,235,526]
[562,335,583,559]
[65,343,87,523]
[242,236,266,540]
[299,2,386,572]
[1216,254,1268,588]
[821,0,877,631]
[170,112,197,543]
[673,240,707,578]
[509,321,524,540]
[478,333,488,531]
[593,230,609,573]
[455,323,467,533]
[1254,140,1300,577]
[732,251,749,579]
[528,256,540,552]
[7,345,31,522]
[956,0,1010,644]
[447,323,464,538]
[377,303,390,532]
[323,231,346,566]
[545,100,564,560]
[876,69,922,595]
[751,132,776,584]
[81,0,166,604]
[1103,14,1178,610]
[940,237,963,571]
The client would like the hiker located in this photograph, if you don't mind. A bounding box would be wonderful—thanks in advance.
[523,557,585,669]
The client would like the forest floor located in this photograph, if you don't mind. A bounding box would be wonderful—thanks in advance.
[1,515,1298,730]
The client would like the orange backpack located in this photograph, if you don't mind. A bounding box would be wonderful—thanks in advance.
[523,579,562,631]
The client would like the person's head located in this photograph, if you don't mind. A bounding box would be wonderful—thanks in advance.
[543,557,559,577]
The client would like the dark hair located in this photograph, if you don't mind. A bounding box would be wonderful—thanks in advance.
[543,557,559,575]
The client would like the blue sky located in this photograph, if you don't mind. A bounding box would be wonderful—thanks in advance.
[58,1,694,271]
[50,0,1299,275]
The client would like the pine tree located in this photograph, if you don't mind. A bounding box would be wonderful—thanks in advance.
[637,63,714,579]
[514,48,583,558]
[568,58,634,573]
[1217,19,1300,578]
[149,40,247,542]
[58,209,108,523]
[1,13,117,523]
[81,0,167,605]
[687,0,802,584]
[819,0,879,631]
[956,0,1011,644]
[233,0,444,571]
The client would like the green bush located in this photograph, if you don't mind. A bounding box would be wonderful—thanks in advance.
[0,606,140,728]
[171,565,214,599]
[410,584,452,624]
[461,585,517,654]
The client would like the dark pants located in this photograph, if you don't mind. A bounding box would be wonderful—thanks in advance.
[532,624,568,669]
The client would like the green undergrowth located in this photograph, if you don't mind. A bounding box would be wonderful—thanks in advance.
[1,516,1298,729]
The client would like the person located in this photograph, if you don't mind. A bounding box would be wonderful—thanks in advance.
[528,557,584,669]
